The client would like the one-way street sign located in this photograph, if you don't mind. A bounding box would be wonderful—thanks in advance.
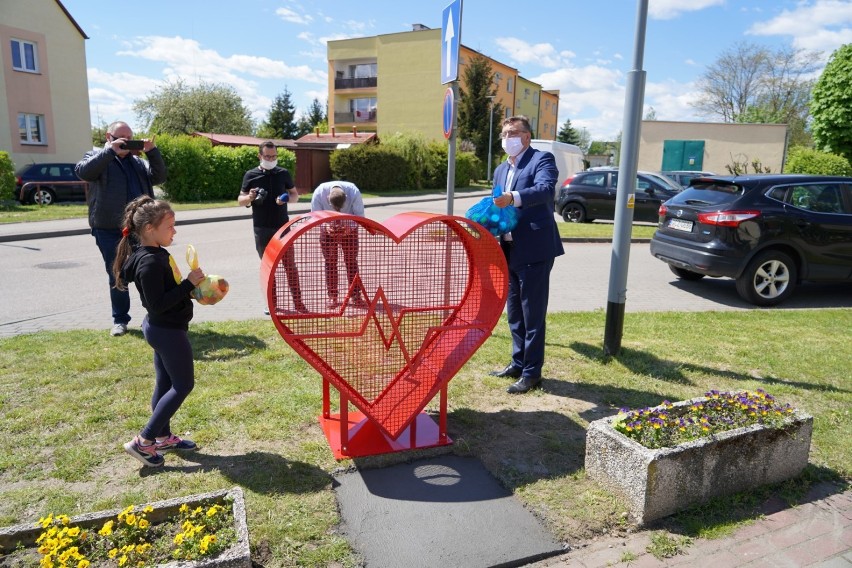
[441,0,462,84]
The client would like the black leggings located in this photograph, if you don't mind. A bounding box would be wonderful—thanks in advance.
[140,317,195,441]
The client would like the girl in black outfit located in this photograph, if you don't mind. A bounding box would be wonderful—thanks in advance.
[112,196,205,467]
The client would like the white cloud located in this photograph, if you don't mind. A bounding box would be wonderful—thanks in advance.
[493,37,564,69]
[275,7,313,25]
[648,0,724,20]
[117,36,327,83]
[746,0,852,54]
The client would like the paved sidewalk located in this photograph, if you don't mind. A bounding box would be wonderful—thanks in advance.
[534,480,851,567]
[2,193,850,567]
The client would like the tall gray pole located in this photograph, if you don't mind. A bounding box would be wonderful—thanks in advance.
[603,0,648,356]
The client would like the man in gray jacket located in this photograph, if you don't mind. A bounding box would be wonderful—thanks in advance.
[76,121,166,336]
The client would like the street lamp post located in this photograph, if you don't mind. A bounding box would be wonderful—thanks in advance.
[486,95,495,183]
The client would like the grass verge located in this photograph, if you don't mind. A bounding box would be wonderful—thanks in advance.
[1,310,849,565]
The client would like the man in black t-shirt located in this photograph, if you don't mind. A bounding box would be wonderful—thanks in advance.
[238,141,305,312]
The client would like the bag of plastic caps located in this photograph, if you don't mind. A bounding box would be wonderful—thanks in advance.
[464,185,519,237]
[186,244,229,305]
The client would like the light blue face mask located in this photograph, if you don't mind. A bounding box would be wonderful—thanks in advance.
[501,136,523,157]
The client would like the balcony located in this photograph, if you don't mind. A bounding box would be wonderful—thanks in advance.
[334,77,378,90]
[334,110,377,124]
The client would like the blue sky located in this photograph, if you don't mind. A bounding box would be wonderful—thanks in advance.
[60,0,852,141]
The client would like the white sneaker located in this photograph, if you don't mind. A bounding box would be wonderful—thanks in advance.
[111,323,128,336]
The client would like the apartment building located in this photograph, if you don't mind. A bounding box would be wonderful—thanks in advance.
[327,26,558,141]
[0,0,91,167]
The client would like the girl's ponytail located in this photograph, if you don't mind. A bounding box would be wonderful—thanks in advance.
[112,195,158,290]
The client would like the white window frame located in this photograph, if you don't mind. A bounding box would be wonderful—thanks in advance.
[18,113,46,144]
[507,78,513,93]
[11,38,39,73]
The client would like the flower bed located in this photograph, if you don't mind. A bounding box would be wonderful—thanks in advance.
[585,392,813,525]
[0,487,250,567]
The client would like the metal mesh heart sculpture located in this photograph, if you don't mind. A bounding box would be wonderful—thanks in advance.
[261,211,508,440]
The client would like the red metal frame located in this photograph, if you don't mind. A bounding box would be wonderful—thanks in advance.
[261,211,507,458]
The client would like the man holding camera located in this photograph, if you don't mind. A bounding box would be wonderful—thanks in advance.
[238,141,304,313]
[76,121,165,337]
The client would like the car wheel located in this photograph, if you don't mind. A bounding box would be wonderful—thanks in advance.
[32,188,55,205]
[668,265,705,281]
[561,203,587,223]
[735,250,797,306]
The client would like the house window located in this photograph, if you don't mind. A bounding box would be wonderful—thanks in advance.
[545,100,550,110]
[18,113,46,144]
[494,72,502,88]
[507,78,513,93]
[11,39,39,73]
[524,88,530,99]
[533,92,539,105]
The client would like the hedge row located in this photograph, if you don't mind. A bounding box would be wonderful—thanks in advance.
[329,141,480,192]
[154,134,295,202]
[784,146,852,176]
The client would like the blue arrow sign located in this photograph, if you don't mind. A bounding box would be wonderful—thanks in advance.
[441,0,462,84]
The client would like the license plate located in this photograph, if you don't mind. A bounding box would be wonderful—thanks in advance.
[668,218,693,232]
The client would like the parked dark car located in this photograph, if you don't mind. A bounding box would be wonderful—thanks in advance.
[14,163,87,205]
[650,174,852,306]
[555,169,682,223]
[661,170,716,188]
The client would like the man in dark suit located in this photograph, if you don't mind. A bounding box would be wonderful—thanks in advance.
[488,116,564,393]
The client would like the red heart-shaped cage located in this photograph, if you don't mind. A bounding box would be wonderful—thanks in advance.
[261,211,508,440]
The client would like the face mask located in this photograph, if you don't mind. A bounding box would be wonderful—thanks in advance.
[502,136,524,157]
[260,159,278,170]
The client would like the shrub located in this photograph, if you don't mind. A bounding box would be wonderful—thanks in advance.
[155,135,296,202]
[784,146,852,176]
[156,134,213,201]
[207,145,262,200]
[0,151,15,201]
[330,144,412,192]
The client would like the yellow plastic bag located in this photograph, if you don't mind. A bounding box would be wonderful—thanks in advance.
[186,244,229,306]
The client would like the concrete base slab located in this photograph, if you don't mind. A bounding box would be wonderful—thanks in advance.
[334,455,564,568]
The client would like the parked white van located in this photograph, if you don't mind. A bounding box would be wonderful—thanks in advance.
[529,139,585,188]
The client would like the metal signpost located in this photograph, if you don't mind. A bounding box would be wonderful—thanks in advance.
[442,0,462,215]
[604,0,649,356]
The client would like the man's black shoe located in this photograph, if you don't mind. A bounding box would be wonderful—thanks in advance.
[507,376,541,394]
[489,364,522,379]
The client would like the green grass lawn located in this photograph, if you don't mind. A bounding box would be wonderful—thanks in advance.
[0,310,848,566]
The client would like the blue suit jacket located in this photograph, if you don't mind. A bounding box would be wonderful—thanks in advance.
[492,147,564,270]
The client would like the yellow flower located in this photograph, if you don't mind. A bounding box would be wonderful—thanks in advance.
[67,526,80,537]
[118,554,128,567]
[108,548,118,559]
[179,504,189,514]
[137,519,149,529]
[57,515,71,526]
[125,513,137,526]
[78,560,90,568]
[174,533,185,545]
[39,514,54,529]
[142,505,153,513]
[99,520,114,536]
[207,505,220,517]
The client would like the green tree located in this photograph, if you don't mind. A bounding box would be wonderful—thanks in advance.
[458,55,503,177]
[810,44,852,161]
[133,79,254,135]
[0,151,16,201]
[557,119,582,146]
[294,98,327,138]
[262,89,299,139]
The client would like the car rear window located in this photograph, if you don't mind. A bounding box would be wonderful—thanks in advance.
[667,181,742,206]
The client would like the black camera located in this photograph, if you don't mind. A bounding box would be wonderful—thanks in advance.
[254,187,268,204]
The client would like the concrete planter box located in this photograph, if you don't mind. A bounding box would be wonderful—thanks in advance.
[0,487,250,567]
[585,398,813,525]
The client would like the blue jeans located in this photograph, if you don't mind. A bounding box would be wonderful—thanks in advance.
[92,228,131,325]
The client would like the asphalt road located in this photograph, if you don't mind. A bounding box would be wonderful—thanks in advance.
[2,193,850,338]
